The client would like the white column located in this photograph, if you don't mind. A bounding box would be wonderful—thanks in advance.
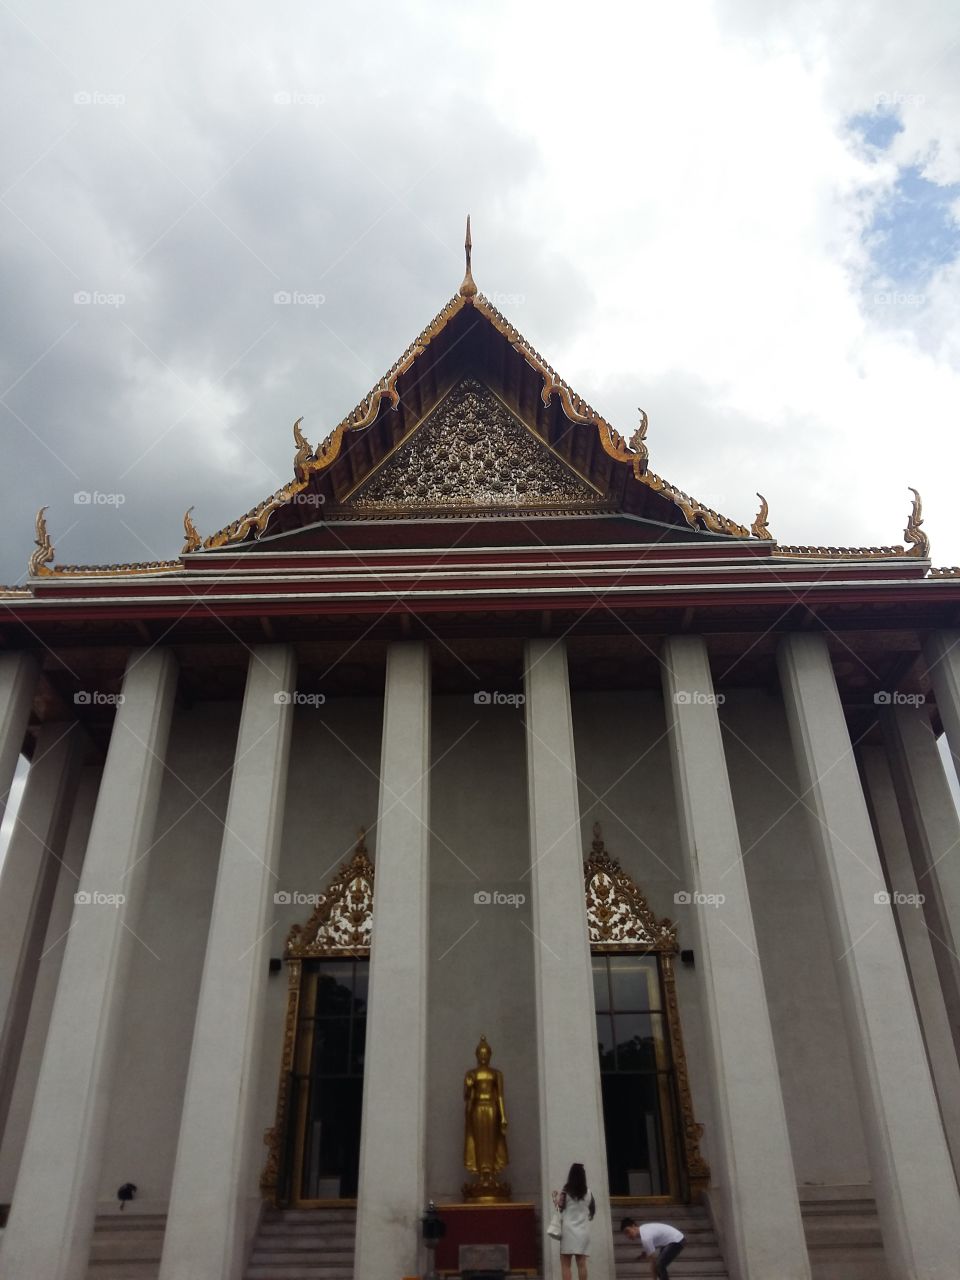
[778,633,960,1278]
[662,636,810,1280]
[881,703,960,1054]
[0,721,83,1143]
[925,631,960,782]
[0,653,37,830]
[354,642,431,1280]
[0,764,101,1201]
[860,745,960,1178]
[159,645,296,1280]
[524,639,613,1280]
[0,648,178,1280]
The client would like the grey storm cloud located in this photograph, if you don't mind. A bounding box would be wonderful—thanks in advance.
[0,1,597,582]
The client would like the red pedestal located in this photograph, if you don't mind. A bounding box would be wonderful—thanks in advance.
[434,1203,538,1274]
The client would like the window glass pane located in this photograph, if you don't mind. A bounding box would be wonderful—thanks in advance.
[613,1013,659,1071]
[351,1017,366,1074]
[609,954,659,1011]
[352,964,369,1015]
[312,1017,350,1074]
[313,965,354,1017]
[596,1014,616,1071]
[592,957,610,1012]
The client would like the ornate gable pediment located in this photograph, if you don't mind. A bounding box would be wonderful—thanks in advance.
[285,831,374,957]
[346,378,604,513]
[584,823,677,951]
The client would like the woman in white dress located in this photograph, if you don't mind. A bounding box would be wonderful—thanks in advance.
[552,1161,596,1280]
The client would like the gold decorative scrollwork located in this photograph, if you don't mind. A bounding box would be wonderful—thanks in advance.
[261,958,302,1196]
[285,830,375,957]
[182,506,202,554]
[629,409,649,474]
[585,823,678,952]
[661,951,711,1195]
[201,283,755,550]
[905,486,930,559]
[292,417,313,483]
[28,506,54,577]
[751,493,772,541]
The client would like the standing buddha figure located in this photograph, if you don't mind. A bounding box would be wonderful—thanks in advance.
[463,1035,511,1202]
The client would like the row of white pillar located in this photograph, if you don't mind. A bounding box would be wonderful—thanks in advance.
[0,632,959,1279]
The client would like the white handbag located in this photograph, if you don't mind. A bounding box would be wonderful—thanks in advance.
[547,1194,563,1240]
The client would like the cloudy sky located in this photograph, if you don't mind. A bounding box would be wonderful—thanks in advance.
[1,0,959,587]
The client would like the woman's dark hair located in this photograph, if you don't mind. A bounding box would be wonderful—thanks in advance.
[563,1162,588,1201]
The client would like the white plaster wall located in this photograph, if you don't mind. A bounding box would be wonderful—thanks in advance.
[254,695,385,1199]
[571,690,717,1181]
[719,688,872,1188]
[96,700,240,1211]
[0,764,100,1204]
[426,693,540,1202]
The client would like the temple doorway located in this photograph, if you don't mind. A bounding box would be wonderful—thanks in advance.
[584,824,710,1203]
[261,834,374,1208]
[593,952,681,1199]
[286,957,367,1204]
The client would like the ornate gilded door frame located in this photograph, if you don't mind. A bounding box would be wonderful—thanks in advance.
[584,825,710,1202]
[261,832,374,1207]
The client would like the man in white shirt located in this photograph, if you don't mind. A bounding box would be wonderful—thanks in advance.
[620,1218,685,1279]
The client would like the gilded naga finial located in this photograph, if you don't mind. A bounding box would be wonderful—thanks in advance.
[459,215,478,299]
[629,409,649,474]
[905,487,930,558]
[28,506,54,577]
[182,506,202,554]
[293,416,313,482]
[751,493,772,541]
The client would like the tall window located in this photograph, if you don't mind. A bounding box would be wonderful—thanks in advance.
[291,957,368,1201]
[593,952,678,1197]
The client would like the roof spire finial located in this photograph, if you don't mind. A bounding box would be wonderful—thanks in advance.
[459,214,478,299]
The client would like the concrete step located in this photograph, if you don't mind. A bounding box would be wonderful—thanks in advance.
[87,1213,165,1279]
[250,1249,357,1264]
[799,1194,889,1280]
[244,1205,357,1280]
[255,1231,357,1246]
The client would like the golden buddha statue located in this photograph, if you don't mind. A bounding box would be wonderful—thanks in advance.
[462,1035,511,1202]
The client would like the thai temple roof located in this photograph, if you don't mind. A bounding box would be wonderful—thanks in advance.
[4,219,955,594]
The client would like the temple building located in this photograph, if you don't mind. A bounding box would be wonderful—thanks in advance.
[3,225,960,1280]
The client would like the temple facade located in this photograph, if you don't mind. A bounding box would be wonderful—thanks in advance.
[2,233,960,1280]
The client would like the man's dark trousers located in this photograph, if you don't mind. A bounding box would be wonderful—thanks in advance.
[657,1239,685,1278]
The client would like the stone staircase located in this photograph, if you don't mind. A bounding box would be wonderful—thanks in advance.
[86,1212,164,1279]
[613,1202,728,1278]
[73,1190,883,1280]
[800,1188,888,1280]
[244,1205,357,1280]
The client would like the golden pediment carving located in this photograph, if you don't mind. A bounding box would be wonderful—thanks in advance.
[584,823,677,952]
[349,378,603,511]
[284,830,374,957]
